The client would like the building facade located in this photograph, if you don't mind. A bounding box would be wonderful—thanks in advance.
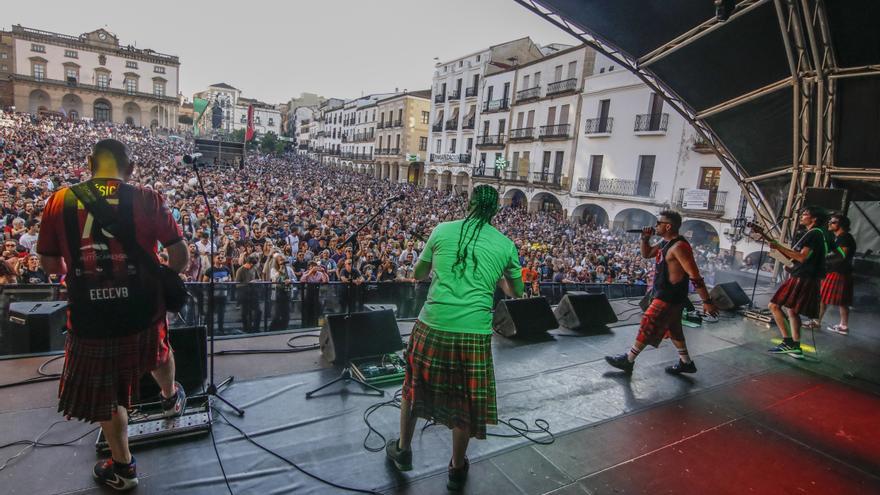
[6,25,180,128]
[373,90,431,184]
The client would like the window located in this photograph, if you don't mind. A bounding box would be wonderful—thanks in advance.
[421,111,429,124]
[534,71,541,86]
[498,118,506,134]
[553,151,564,175]
[559,104,570,125]
[599,67,606,74]
[33,63,46,81]
[479,152,486,166]
[0,52,7,59]
[126,61,138,69]
[31,44,45,53]
[96,72,110,89]
[154,66,165,74]
[567,61,577,79]
[458,60,463,67]
[466,137,473,151]
[66,67,79,82]
[435,139,442,153]
[395,134,401,149]
[523,74,530,88]
[268,118,274,126]
[636,155,656,197]
[0,65,7,72]
[608,65,614,71]
[542,151,552,173]
[449,138,457,153]
[476,55,481,62]
[588,155,603,191]
[554,65,563,82]
[64,50,78,58]
[241,116,246,124]
[124,78,137,94]
[419,136,427,151]
[153,81,165,96]
[256,116,261,124]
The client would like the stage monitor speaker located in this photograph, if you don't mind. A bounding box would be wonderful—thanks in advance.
[139,325,207,402]
[363,304,398,315]
[804,187,849,214]
[710,282,751,310]
[319,309,403,365]
[4,301,68,355]
[554,292,617,331]
[492,297,557,338]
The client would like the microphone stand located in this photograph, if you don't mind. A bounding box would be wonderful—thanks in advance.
[191,159,245,416]
[305,197,401,399]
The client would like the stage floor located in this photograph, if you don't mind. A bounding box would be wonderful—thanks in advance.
[1,297,879,495]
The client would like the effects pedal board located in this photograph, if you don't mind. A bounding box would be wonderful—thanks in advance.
[95,395,211,454]
[351,353,406,385]
[744,309,774,327]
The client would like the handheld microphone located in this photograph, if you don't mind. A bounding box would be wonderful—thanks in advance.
[182,153,203,165]
[626,228,655,234]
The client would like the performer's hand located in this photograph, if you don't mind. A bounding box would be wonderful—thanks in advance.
[641,227,654,239]
[703,301,719,317]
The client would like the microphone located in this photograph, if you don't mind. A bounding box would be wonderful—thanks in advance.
[182,153,203,165]
[626,228,655,234]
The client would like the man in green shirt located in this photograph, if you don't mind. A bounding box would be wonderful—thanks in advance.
[386,185,523,491]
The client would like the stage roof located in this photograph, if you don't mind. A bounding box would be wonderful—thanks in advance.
[519,0,880,206]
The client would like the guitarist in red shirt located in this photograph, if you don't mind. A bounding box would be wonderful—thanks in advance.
[765,206,828,358]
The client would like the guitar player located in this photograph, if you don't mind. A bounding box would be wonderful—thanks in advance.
[765,206,828,358]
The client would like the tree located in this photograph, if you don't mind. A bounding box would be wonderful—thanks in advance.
[260,131,280,154]
[230,128,246,143]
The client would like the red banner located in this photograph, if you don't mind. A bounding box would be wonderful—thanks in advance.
[245,104,255,141]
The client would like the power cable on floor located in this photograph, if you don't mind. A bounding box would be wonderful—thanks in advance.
[0,421,99,473]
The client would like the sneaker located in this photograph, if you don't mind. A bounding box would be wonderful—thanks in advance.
[161,381,186,418]
[803,319,820,330]
[93,458,138,491]
[826,325,849,336]
[605,354,634,374]
[768,342,803,358]
[385,438,412,471]
[665,359,697,374]
[447,458,469,491]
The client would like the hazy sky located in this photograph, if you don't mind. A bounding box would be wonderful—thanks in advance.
[5,0,578,104]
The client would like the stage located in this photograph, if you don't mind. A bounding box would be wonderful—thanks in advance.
[1,296,879,495]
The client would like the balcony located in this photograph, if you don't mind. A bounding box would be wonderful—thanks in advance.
[674,188,728,217]
[584,117,613,135]
[375,148,401,156]
[532,172,565,187]
[434,93,446,104]
[576,178,658,198]
[516,86,541,102]
[692,137,715,154]
[547,78,578,95]
[377,122,385,129]
[444,118,458,131]
[354,153,373,161]
[430,153,472,164]
[448,90,461,100]
[482,98,509,113]
[432,122,443,132]
[341,151,354,159]
[10,74,178,103]
[392,119,402,128]
[634,113,669,133]
[462,116,475,130]
[465,86,478,98]
[509,127,535,141]
[298,144,308,150]
[476,134,506,148]
[539,124,571,139]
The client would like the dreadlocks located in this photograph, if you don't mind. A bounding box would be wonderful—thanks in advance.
[452,185,499,275]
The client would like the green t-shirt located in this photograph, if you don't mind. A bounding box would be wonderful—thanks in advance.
[417,219,522,334]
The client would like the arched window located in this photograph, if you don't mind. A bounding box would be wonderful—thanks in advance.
[94,100,111,122]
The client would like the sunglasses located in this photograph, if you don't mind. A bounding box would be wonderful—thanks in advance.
[656,221,671,226]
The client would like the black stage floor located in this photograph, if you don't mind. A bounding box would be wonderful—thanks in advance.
[1,296,879,495]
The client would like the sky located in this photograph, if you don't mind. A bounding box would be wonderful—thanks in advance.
[5,0,578,104]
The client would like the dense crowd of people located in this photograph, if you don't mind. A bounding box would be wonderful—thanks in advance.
[0,110,673,291]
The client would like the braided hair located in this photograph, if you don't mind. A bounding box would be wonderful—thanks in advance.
[452,185,499,275]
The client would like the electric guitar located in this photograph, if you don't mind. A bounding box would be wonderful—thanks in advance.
[746,222,796,271]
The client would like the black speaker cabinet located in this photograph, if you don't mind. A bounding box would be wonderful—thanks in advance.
[139,325,207,402]
[319,309,403,365]
[804,187,849,214]
[710,282,751,310]
[492,297,558,338]
[554,292,617,331]
[3,301,68,355]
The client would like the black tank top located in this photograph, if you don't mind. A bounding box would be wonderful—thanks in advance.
[653,237,690,304]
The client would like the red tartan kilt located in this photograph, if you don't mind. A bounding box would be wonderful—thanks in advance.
[402,320,497,439]
[820,272,853,306]
[57,321,171,423]
[636,299,685,348]
[771,276,821,319]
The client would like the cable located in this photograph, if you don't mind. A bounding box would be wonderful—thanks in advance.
[209,419,234,495]
[0,354,65,389]
[0,420,99,473]
[212,407,382,495]
[38,354,65,377]
[286,333,320,351]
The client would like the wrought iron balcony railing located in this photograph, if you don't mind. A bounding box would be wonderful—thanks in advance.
[547,78,577,95]
[539,124,571,139]
[516,86,541,102]
[434,93,446,104]
[509,127,535,140]
[445,118,458,131]
[465,86,478,98]
[674,188,728,214]
[432,123,442,132]
[532,172,564,186]
[462,116,475,130]
[634,113,669,132]
[448,90,460,100]
[429,153,472,164]
[482,98,509,112]
[475,134,506,147]
[584,117,613,134]
[392,119,403,128]
[576,177,658,198]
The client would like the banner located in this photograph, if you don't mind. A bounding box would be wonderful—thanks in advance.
[682,189,710,209]
[245,105,255,141]
[192,97,209,135]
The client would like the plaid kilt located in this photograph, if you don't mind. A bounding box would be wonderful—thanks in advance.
[57,321,171,423]
[820,272,853,306]
[402,320,497,439]
[771,276,821,319]
[636,299,685,348]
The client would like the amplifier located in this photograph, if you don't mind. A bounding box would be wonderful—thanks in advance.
[3,301,68,355]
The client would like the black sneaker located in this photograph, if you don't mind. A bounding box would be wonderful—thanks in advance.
[385,438,412,471]
[161,381,186,418]
[605,354,634,374]
[768,342,803,358]
[447,458,469,491]
[665,359,697,374]
[93,458,138,491]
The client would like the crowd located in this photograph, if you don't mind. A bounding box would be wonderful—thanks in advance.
[1,110,664,291]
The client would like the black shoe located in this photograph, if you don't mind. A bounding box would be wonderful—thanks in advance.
[447,458,469,491]
[665,359,697,374]
[605,354,634,374]
[93,458,138,491]
[385,438,412,471]
[161,381,186,418]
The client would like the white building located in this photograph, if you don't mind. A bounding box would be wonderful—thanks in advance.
[322,99,345,165]
[235,97,281,136]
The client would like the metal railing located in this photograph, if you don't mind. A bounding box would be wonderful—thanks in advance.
[509,127,535,140]
[547,78,577,94]
[462,116,475,130]
[539,124,571,139]
[376,148,400,156]
[448,90,460,100]
[430,153,471,164]
[674,188,728,214]
[482,98,509,112]
[584,117,613,134]
[577,177,658,198]
[634,113,669,132]
[444,118,458,130]
[354,153,374,160]
[516,86,541,101]
[392,120,403,128]
[434,93,446,103]
[11,74,178,103]
[465,87,478,97]
[476,134,506,147]
[377,122,386,129]
[532,171,563,186]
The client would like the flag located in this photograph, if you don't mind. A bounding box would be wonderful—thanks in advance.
[245,104,255,141]
[193,97,209,135]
